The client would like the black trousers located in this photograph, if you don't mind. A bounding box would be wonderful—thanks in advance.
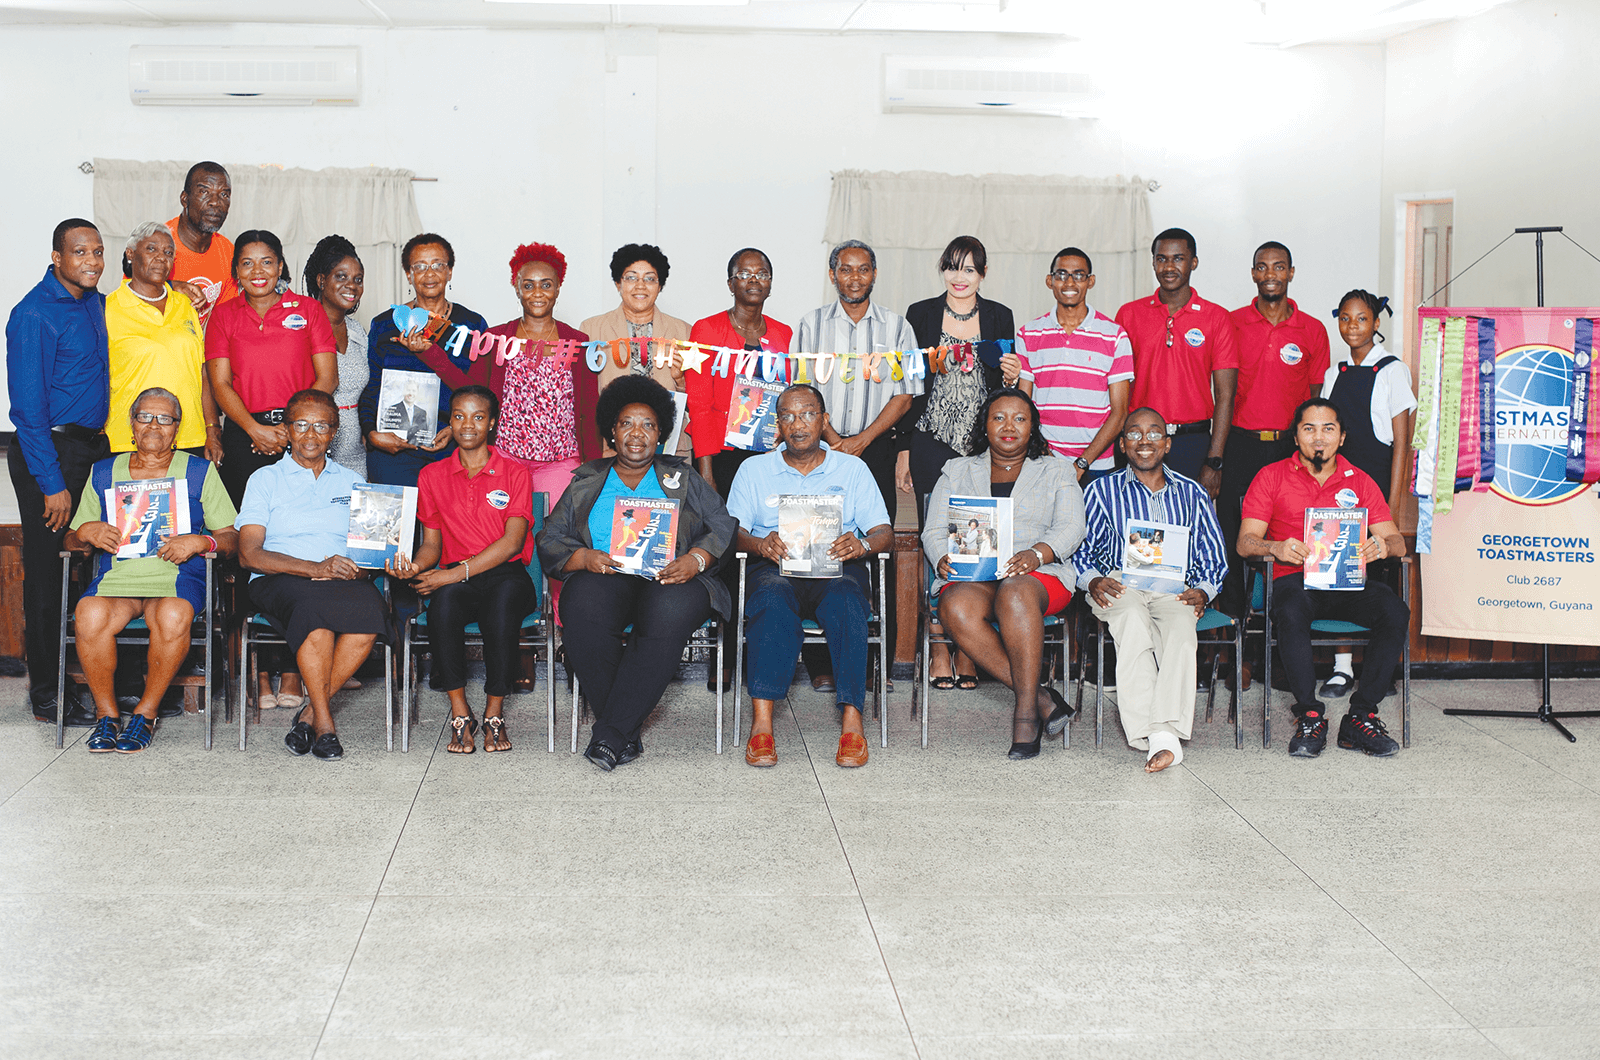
[1165,429,1212,481]
[1218,429,1294,616]
[908,429,961,529]
[426,563,536,697]
[8,431,108,708]
[1270,573,1409,716]
[807,431,898,680]
[219,418,284,508]
[559,571,713,748]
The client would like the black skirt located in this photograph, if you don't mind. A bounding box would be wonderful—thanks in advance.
[248,574,391,653]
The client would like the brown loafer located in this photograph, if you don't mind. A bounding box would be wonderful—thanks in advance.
[836,732,868,768]
[744,732,777,767]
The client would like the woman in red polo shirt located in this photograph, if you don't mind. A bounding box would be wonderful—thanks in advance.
[388,385,535,754]
[205,229,337,506]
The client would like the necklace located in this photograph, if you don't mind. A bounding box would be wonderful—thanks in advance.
[993,458,1017,472]
[129,284,167,303]
[945,298,980,322]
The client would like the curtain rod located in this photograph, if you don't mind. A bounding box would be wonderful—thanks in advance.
[78,162,435,181]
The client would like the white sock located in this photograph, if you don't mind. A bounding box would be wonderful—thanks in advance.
[1333,653,1354,678]
[1147,730,1183,766]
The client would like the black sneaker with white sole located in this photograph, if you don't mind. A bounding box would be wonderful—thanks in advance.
[1318,673,1354,698]
[1287,710,1328,758]
[1338,711,1399,757]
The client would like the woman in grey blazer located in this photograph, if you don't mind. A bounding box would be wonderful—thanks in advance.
[922,389,1087,760]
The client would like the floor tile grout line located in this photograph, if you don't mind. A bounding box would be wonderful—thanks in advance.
[1,737,71,810]
[308,712,447,1059]
[1448,714,1600,797]
[789,696,923,1060]
[1183,762,1510,1055]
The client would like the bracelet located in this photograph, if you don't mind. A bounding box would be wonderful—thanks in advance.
[461,559,471,580]
[692,551,707,573]
[204,534,218,554]
[1031,547,1047,567]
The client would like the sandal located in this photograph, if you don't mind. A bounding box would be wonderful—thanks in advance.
[930,675,956,690]
[446,710,478,754]
[955,675,979,691]
[483,713,511,753]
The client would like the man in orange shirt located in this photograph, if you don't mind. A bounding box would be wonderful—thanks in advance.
[165,161,237,329]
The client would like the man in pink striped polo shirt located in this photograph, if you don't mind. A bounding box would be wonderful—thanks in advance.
[1003,247,1134,481]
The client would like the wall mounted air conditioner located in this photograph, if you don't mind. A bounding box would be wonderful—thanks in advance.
[883,56,1100,118]
[129,46,360,106]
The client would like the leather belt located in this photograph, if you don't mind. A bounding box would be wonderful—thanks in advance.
[251,409,286,426]
[50,423,104,441]
[1166,420,1211,437]
[1232,426,1286,442]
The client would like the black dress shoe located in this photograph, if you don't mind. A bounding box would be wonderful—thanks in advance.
[810,674,836,693]
[1007,733,1042,760]
[616,736,643,765]
[583,738,619,772]
[1041,685,1077,737]
[284,706,314,756]
[311,732,345,761]
[33,694,97,727]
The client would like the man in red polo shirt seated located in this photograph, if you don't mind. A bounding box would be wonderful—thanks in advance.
[1238,399,1408,759]
[1114,227,1238,497]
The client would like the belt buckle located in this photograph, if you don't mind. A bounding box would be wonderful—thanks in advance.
[1166,424,1178,436]
[1257,430,1277,442]
[263,409,285,425]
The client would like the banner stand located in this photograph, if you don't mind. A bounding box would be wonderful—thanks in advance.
[1440,227,1600,741]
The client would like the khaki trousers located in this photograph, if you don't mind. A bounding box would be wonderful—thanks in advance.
[1088,576,1198,750]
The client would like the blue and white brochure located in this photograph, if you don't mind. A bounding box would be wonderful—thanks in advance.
[1120,519,1189,595]
[944,495,1011,582]
[347,483,417,568]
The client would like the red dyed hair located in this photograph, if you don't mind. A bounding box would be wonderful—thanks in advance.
[508,242,567,284]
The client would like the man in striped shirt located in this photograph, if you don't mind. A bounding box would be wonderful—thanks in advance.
[1005,248,1133,481]
[1072,407,1228,772]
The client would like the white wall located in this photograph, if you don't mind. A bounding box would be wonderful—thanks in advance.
[1382,1,1600,352]
[0,22,1383,420]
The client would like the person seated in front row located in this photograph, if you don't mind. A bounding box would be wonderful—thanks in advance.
[921,388,1086,761]
[726,384,894,769]
[1237,398,1409,759]
[1071,407,1229,773]
[387,386,535,754]
[64,388,239,754]
[236,389,391,762]
[536,376,736,771]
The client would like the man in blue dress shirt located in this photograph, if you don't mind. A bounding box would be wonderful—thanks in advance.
[6,219,112,725]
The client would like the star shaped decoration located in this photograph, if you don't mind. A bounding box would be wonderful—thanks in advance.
[677,341,711,375]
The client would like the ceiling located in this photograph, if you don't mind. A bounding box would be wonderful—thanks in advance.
[0,0,1513,45]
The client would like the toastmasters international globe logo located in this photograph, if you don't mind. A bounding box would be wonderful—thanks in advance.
[1492,343,1587,506]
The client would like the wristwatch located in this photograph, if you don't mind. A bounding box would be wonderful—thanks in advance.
[1204,456,1224,471]
[1073,457,1090,471]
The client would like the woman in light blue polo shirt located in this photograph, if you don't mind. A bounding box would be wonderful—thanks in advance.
[236,389,389,762]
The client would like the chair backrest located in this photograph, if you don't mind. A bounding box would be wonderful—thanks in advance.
[525,491,548,611]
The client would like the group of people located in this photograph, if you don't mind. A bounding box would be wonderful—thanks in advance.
[7,158,1415,770]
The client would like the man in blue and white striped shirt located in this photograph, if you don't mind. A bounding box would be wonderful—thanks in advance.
[1072,407,1228,772]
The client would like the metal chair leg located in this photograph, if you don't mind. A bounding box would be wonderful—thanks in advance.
[715,621,725,754]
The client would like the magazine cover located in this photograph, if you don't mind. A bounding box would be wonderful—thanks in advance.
[944,495,1012,582]
[1303,506,1368,590]
[347,483,418,568]
[376,369,441,447]
[779,494,844,578]
[1120,520,1191,594]
[723,377,785,452]
[610,498,680,578]
[105,477,190,559]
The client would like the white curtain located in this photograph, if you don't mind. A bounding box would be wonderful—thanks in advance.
[823,170,1155,328]
[91,158,423,313]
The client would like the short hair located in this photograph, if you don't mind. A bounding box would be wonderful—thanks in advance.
[965,387,1049,461]
[122,221,171,278]
[402,233,455,271]
[828,239,876,273]
[1152,228,1197,256]
[285,388,338,424]
[595,375,677,443]
[231,230,285,279]
[1122,405,1168,433]
[1051,246,1094,274]
[1254,240,1293,267]
[938,235,987,276]
[130,387,182,424]
[725,247,773,280]
[182,161,229,194]
[779,383,827,415]
[449,384,500,423]
[52,218,98,254]
[1290,397,1344,433]
[302,234,362,296]
[610,243,670,287]
[509,242,567,284]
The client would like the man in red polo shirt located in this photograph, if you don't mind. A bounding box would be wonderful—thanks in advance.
[1115,227,1238,497]
[1239,399,1408,759]
[1219,241,1330,614]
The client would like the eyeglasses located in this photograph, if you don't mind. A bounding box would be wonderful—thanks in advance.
[733,271,772,282]
[1123,429,1167,442]
[778,410,821,424]
[289,420,333,435]
[621,273,660,286]
[410,261,449,274]
[133,412,177,426]
[1049,270,1090,283]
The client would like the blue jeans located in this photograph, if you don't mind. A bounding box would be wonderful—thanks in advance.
[743,559,872,711]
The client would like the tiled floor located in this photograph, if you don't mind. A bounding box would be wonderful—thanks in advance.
[3,671,1598,1059]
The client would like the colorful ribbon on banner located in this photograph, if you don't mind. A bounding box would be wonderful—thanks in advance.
[1433,317,1467,517]
[1475,316,1497,490]
[1455,316,1480,491]
[1567,318,1600,483]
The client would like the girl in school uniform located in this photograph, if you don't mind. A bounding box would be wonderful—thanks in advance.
[1316,289,1418,697]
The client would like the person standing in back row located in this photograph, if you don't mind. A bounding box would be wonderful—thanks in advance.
[164,161,236,329]
[1115,228,1238,495]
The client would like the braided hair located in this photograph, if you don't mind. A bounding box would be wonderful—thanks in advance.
[1333,289,1393,343]
[303,234,362,296]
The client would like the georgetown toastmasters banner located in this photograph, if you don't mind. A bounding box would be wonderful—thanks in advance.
[1414,307,1600,645]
